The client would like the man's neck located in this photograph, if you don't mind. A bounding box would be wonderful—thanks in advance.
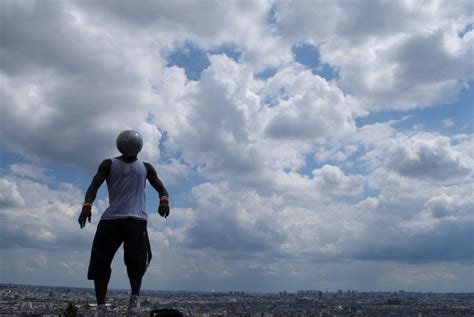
[118,155,138,163]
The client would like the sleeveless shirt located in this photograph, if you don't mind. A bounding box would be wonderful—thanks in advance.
[101,158,148,221]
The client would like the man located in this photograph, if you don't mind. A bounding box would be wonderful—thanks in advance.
[78,130,169,315]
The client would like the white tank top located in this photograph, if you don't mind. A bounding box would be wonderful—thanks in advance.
[101,158,148,221]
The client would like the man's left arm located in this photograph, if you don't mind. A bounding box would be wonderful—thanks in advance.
[144,162,169,218]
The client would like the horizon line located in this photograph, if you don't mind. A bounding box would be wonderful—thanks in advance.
[2,282,474,295]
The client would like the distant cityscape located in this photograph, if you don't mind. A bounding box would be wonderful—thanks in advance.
[1,283,473,316]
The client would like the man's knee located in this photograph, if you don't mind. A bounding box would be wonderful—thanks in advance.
[124,255,147,278]
[87,263,112,280]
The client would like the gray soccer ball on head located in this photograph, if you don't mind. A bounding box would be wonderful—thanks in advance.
[116,130,143,156]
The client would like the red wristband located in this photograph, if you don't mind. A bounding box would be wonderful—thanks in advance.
[83,203,92,209]
[160,197,169,205]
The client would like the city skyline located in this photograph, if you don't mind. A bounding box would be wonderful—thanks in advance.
[1,0,473,293]
[2,283,474,316]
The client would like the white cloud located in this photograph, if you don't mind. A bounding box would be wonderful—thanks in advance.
[0,178,25,208]
[82,0,291,70]
[185,182,284,253]
[442,118,455,127]
[402,193,474,233]
[343,165,474,263]
[275,0,474,110]
[0,0,165,169]
[180,174,365,260]
[313,165,364,197]
[387,133,471,180]
[156,55,265,179]
[8,164,50,181]
[262,65,360,140]
[155,159,190,186]
[0,171,92,249]
[153,56,364,188]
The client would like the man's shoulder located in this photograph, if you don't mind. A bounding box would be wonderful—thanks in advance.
[102,158,114,164]
[98,158,113,170]
[142,161,157,174]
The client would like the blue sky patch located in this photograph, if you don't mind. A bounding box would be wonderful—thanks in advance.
[167,41,210,80]
[356,81,474,135]
[255,68,278,80]
[292,43,339,81]
[210,44,242,62]
[459,23,473,38]
[0,146,90,190]
[167,42,243,80]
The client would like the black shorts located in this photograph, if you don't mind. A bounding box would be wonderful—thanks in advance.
[87,218,152,280]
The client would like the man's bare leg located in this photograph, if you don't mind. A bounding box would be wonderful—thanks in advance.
[94,279,110,305]
[129,277,142,296]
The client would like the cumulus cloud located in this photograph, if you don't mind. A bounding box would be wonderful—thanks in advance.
[274,0,474,110]
[153,56,363,188]
[82,0,291,70]
[343,166,474,263]
[185,182,284,253]
[280,122,474,264]
[313,165,364,197]
[342,176,474,263]
[155,55,266,180]
[263,66,359,140]
[387,134,471,180]
[179,173,366,260]
[8,164,50,181]
[0,178,25,208]
[155,159,190,186]
[0,0,165,169]
[404,193,474,232]
[0,170,91,249]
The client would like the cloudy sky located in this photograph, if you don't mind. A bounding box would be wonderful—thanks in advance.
[1,0,473,293]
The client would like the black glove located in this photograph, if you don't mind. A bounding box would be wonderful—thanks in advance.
[158,196,169,218]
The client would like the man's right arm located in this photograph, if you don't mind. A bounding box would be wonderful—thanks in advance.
[144,162,170,218]
[78,159,111,228]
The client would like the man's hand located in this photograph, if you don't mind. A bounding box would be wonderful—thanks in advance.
[78,207,92,228]
[158,205,170,218]
[158,196,169,218]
